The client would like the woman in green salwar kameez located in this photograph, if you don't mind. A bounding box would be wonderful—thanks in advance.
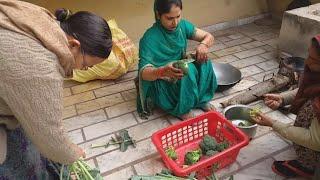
[137,0,218,120]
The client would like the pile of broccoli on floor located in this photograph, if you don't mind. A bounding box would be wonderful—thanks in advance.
[165,135,229,166]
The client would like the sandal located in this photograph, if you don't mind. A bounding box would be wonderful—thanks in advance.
[200,103,216,112]
[271,160,315,178]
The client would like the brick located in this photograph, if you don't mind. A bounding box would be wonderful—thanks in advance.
[104,167,135,180]
[134,156,166,175]
[251,69,279,82]
[63,105,77,119]
[228,33,245,40]
[63,91,95,107]
[115,71,138,83]
[252,32,278,41]
[216,162,240,179]
[63,110,107,131]
[234,48,266,59]
[216,36,232,43]
[260,45,276,52]
[256,60,279,71]
[76,93,124,115]
[68,129,84,144]
[94,81,135,98]
[96,138,156,173]
[83,113,137,140]
[223,79,259,95]
[237,133,289,166]
[263,38,278,48]
[121,89,137,101]
[259,51,278,60]
[208,43,227,52]
[105,100,136,118]
[273,147,297,160]
[230,56,266,68]
[71,80,114,94]
[128,117,170,141]
[212,55,239,63]
[234,158,282,180]
[63,80,81,88]
[63,88,72,97]
[240,65,264,77]
[212,46,246,57]
[224,37,252,47]
[240,41,265,49]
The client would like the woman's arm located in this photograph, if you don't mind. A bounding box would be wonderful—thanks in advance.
[280,89,299,106]
[141,65,184,81]
[190,28,214,61]
[191,28,214,48]
[273,119,320,151]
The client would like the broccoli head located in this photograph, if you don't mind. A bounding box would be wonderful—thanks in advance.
[184,149,201,165]
[165,146,177,160]
[205,150,219,157]
[199,135,217,153]
[216,141,229,152]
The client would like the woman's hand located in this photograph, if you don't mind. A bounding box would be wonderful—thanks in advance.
[161,64,184,79]
[251,112,275,127]
[263,94,284,110]
[195,44,209,63]
[74,144,86,158]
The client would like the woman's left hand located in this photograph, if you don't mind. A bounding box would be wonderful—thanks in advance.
[195,44,209,63]
[251,112,275,127]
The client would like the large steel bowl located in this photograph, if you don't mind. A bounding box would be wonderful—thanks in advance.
[223,105,257,139]
[212,62,242,91]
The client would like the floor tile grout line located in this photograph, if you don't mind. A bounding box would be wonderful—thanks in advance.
[77,114,167,145]
[221,145,292,178]
[101,153,158,177]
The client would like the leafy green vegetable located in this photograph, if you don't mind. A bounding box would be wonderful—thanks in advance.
[199,135,229,155]
[91,130,136,152]
[166,146,178,160]
[249,108,261,118]
[59,159,103,180]
[184,149,202,165]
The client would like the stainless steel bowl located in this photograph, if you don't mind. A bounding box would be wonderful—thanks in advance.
[223,105,257,139]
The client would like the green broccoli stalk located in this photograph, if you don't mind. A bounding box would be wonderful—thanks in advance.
[184,149,202,165]
[216,141,229,152]
[199,135,217,153]
[166,146,178,160]
[205,150,219,157]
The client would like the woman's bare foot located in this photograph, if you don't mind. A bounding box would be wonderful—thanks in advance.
[178,112,195,120]
[200,103,216,112]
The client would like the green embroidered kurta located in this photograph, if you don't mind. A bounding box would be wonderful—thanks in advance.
[137,18,218,118]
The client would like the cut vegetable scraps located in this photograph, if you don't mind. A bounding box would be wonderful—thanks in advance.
[91,130,136,152]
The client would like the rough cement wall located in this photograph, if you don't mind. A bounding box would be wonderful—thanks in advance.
[267,0,320,20]
[279,4,320,58]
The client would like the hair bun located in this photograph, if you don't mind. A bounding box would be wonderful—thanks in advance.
[55,8,72,22]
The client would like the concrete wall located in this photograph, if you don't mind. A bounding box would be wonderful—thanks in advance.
[267,0,320,20]
[25,0,268,42]
[279,3,320,58]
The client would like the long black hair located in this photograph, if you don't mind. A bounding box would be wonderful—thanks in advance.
[55,8,112,59]
[155,0,182,16]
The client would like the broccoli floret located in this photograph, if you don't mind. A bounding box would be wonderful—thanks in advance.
[216,141,229,152]
[184,149,201,165]
[199,135,217,153]
[165,146,177,160]
[205,150,219,157]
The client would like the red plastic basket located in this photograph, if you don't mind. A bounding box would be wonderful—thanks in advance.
[151,111,249,177]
